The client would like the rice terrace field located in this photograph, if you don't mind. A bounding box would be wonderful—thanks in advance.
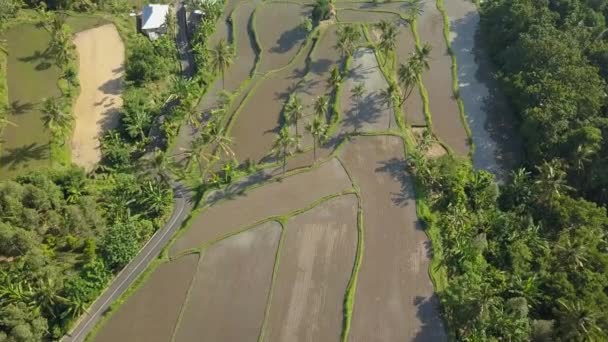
[92,0,500,340]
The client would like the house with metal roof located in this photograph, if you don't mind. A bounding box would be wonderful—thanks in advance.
[141,4,170,40]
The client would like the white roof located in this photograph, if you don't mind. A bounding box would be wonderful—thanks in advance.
[141,4,169,30]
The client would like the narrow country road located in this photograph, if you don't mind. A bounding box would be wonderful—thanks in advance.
[62,3,196,341]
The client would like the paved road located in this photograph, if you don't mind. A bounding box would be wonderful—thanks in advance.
[62,3,196,341]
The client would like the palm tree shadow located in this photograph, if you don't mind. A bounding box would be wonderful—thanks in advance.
[18,49,53,71]
[9,100,37,115]
[269,26,307,54]
[0,143,49,170]
[374,157,415,207]
[204,170,273,205]
[341,92,383,132]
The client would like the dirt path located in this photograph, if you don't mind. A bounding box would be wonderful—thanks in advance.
[71,24,124,171]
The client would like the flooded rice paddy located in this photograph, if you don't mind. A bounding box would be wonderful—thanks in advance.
[94,0,521,340]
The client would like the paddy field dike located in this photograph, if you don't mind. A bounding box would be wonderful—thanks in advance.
[92,0,517,340]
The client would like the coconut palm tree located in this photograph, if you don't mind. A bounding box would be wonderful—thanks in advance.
[397,61,417,104]
[313,95,329,119]
[379,83,399,129]
[414,42,432,70]
[272,126,298,174]
[335,24,362,58]
[41,97,72,136]
[140,149,172,185]
[350,82,365,132]
[209,39,235,89]
[534,161,573,204]
[306,116,328,160]
[375,20,398,65]
[328,66,342,89]
[406,0,424,22]
[284,94,304,136]
[181,137,214,177]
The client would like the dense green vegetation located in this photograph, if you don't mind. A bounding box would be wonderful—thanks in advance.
[0,1,187,340]
[402,0,608,340]
[0,167,172,340]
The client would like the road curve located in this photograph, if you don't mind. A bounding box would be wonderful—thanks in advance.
[62,2,196,341]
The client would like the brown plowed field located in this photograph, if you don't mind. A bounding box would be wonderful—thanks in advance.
[340,136,446,341]
[263,195,358,341]
[94,254,199,342]
[170,158,352,255]
[173,222,281,342]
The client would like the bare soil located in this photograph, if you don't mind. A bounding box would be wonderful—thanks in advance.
[340,136,446,341]
[71,24,124,171]
[339,48,395,133]
[173,222,281,342]
[229,37,312,163]
[412,127,447,158]
[417,0,469,155]
[256,2,309,73]
[264,195,358,341]
[170,158,352,255]
[94,254,198,342]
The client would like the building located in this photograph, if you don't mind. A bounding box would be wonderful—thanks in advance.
[141,4,170,40]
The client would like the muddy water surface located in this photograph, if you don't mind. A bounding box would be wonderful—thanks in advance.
[444,0,521,178]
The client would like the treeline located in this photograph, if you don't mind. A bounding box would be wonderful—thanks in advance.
[409,151,608,340]
[481,0,608,205]
[0,1,187,340]
[0,168,172,340]
[405,0,608,340]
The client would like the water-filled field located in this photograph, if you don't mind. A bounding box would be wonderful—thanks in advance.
[93,0,515,339]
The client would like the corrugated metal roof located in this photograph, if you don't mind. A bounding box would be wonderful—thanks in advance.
[141,4,170,30]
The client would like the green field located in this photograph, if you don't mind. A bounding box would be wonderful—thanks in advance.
[0,15,108,179]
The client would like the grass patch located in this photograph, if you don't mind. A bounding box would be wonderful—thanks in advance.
[0,22,60,179]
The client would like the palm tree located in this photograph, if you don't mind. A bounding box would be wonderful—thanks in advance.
[379,83,399,129]
[414,42,432,70]
[306,116,328,160]
[272,126,298,174]
[313,95,329,119]
[41,97,72,136]
[284,94,304,136]
[140,149,172,185]
[335,24,361,57]
[181,137,214,177]
[375,20,398,65]
[534,161,572,204]
[328,66,341,89]
[350,82,365,132]
[397,61,417,104]
[209,39,235,89]
[406,0,424,22]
